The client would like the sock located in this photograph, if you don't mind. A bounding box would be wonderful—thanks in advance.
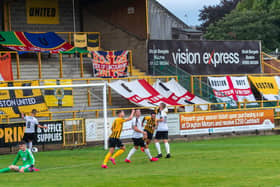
[155,142,161,154]
[144,148,152,159]
[126,148,137,160]
[28,142,33,151]
[103,152,112,165]
[164,142,170,154]
[112,149,125,159]
[0,167,10,173]
[24,167,32,172]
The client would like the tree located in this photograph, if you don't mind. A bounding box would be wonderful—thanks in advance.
[199,0,240,31]
[204,0,280,52]
[204,9,280,52]
[236,0,280,11]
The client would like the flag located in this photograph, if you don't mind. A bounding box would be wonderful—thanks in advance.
[249,76,279,100]
[0,81,49,118]
[74,33,87,48]
[0,53,13,81]
[153,79,209,111]
[0,32,74,53]
[87,33,100,51]
[230,76,256,103]
[43,79,74,107]
[92,50,129,78]
[208,76,237,106]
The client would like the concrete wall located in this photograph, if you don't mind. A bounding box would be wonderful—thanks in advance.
[0,3,2,31]
[148,0,188,40]
[84,0,147,39]
[9,0,81,32]
[83,10,148,72]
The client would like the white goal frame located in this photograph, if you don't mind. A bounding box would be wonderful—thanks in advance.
[0,82,109,150]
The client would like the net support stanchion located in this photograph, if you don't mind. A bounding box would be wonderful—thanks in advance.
[103,82,108,150]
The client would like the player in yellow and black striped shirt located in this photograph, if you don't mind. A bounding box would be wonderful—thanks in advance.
[101,109,135,169]
[142,111,157,146]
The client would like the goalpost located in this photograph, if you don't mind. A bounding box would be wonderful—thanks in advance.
[0,82,109,150]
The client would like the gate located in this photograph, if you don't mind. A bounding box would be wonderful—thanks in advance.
[63,118,86,146]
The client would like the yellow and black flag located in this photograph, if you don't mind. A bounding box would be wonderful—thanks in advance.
[43,79,74,107]
[0,81,49,118]
[87,33,100,51]
[74,33,100,52]
[74,33,87,49]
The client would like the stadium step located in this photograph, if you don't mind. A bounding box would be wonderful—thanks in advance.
[130,66,157,85]
[8,55,135,119]
[12,57,148,80]
[131,66,146,76]
[11,57,93,80]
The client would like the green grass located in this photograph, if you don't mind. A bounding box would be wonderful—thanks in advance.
[1,135,280,187]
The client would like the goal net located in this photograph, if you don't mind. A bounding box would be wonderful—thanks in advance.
[0,81,109,149]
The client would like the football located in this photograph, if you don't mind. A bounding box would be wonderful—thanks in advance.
[31,147,38,153]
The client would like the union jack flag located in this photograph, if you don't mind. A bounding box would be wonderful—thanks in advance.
[92,50,129,78]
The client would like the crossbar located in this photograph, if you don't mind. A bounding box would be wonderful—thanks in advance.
[0,83,106,90]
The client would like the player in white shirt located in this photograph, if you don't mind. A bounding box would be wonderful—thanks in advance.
[155,103,171,158]
[21,109,47,151]
[125,109,158,163]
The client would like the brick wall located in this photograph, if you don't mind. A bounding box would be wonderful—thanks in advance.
[10,0,81,32]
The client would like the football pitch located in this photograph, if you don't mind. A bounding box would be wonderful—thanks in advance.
[1,135,280,187]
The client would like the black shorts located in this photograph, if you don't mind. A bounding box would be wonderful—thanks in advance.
[108,138,124,148]
[132,138,145,147]
[23,133,35,142]
[144,130,154,140]
[155,131,168,140]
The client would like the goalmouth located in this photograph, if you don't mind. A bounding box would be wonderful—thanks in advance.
[0,82,110,150]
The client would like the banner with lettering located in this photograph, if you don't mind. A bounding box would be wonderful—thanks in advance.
[180,109,274,135]
[0,81,49,118]
[0,120,63,147]
[0,53,13,81]
[208,76,237,106]
[26,0,59,24]
[248,76,279,100]
[43,79,74,107]
[230,76,256,103]
[92,50,129,78]
[209,76,256,105]
[148,40,261,75]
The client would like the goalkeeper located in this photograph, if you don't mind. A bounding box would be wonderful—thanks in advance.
[0,141,39,173]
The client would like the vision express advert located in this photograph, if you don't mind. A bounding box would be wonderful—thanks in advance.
[148,40,261,75]
[0,120,63,147]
